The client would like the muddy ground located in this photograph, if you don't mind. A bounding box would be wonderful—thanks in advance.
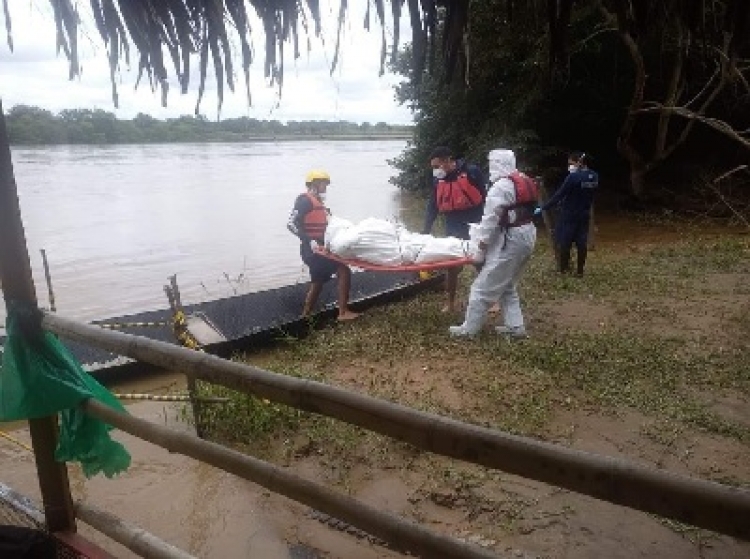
[1,216,749,559]
[208,217,750,559]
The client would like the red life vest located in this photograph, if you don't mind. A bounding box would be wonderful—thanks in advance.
[436,172,484,213]
[498,172,539,227]
[510,172,538,206]
[302,193,328,242]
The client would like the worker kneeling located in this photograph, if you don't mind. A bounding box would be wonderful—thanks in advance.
[449,149,536,338]
[287,169,360,321]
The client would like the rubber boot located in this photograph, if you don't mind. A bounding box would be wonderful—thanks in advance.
[496,287,527,338]
[576,247,587,277]
[559,247,571,274]
[495,325,528,339]
[448,299,488,337]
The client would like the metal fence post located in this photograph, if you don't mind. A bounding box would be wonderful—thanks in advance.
[0,102,76,532]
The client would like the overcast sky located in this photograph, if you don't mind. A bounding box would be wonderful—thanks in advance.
[0,1,414,124]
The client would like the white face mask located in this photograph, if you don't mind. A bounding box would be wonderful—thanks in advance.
[317,191,327,203]
[433,168,447,180]
[568,164,578,173]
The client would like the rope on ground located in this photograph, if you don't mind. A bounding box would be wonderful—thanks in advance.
[0,430,33,452]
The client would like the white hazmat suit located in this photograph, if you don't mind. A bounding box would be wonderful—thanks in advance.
[449,149,536,337]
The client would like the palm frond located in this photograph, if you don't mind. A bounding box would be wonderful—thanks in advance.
[2,0,12,52]
[3,1,466,114]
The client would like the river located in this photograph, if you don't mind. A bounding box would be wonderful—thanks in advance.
[0,140,411,557]
[0,140,406,329]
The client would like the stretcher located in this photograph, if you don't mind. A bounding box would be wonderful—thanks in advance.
[314,247,475,271]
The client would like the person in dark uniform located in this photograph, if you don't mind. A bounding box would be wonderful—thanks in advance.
[541,152,599,277]
[423,146,487,312]
[287,169,360,320]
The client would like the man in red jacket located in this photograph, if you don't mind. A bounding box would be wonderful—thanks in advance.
[423,146,487,313]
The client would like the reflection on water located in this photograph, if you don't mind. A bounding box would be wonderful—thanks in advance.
[0,140,406,328]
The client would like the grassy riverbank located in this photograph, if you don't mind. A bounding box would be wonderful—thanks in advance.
[195,222,750,557]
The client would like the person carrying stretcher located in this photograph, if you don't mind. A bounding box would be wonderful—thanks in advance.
[449,149,537,339]
[287,169,361,321]
[422,146,487,313]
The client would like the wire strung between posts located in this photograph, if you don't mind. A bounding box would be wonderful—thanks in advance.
[98,321,170,330]
[0,393,228,456]
[113,393,228,404]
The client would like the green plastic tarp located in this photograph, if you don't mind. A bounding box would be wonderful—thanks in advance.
[0,307,131,478]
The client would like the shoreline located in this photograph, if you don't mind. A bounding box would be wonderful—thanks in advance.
[9,134,412,147]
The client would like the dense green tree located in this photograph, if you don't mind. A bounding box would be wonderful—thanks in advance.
[5,106,412,146]
[6,105,66,144]
[389,1,750,201]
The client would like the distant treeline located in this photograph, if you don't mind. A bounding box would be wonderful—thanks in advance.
[5,105,413,145]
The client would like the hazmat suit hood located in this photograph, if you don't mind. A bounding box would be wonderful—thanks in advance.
[488,149,516,183]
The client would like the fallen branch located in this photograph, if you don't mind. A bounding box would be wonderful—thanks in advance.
[703,178,750,230]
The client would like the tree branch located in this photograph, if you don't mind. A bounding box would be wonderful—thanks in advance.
[635,105,750,151]
[571,26,617,54]
[598,0,649,192]
[683,64,720,110]
[655,33,734,164]
[655,23,686,157]
[704,178,750,230]
[713,165,749,184]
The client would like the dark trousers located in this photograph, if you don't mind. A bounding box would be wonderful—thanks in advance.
[556,215,589,274]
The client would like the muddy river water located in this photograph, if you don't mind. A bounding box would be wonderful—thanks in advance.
[1,361,405,558]
[0,140,406,329]
[0,140,410,558]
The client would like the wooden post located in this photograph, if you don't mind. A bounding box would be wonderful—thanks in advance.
[164,275,204,438]
[0,102,76,532]
[41,249,57,312]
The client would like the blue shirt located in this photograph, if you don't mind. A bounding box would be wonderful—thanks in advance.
[422,159,487,234]
[543,168,598,217]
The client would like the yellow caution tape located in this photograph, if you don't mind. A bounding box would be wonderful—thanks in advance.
[98,320,169,330]
[0,430,33,453]
[171,310,202,350]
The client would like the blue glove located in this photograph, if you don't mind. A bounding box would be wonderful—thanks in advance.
[533,207,542,216]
